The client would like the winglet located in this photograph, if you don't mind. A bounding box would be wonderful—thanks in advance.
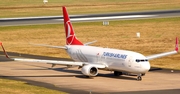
[0,42,10,58]
[175,37,179,52]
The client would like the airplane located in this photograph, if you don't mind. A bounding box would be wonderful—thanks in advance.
[0,6,179,81]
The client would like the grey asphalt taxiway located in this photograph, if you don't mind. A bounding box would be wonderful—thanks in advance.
[0,52,180,94]
[0,9,180,26]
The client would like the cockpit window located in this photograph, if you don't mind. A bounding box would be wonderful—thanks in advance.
[136,59,140,62]
[136,59,148,62]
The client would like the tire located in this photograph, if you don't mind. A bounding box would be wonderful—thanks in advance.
[137,76,142,81]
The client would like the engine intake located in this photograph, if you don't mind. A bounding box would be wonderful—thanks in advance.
[81,65,98,77]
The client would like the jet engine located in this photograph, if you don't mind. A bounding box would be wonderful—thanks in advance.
[81,64,98,77]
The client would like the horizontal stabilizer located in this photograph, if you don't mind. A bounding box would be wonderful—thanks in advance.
[30,43,67,49]
[84,40,97,46]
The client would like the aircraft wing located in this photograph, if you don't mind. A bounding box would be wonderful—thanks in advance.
[0,42,106,68]
[10,57,106,68]
[146,37,178,60]
[146,51,177,60]
[13,58,83,66]
[13,58,106,68]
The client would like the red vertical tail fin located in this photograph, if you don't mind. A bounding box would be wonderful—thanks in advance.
[62,6,83,45]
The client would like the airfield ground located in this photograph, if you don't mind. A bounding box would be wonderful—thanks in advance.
[0,0,180,93]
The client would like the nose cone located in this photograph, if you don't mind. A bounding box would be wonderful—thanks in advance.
[141,62,150,72]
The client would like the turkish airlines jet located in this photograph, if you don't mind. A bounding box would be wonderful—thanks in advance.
[0,7,179,81]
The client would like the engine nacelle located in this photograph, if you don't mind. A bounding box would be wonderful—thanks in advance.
[81,65,98,77]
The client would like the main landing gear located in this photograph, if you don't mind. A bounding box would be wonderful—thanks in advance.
[137,74,142,81]
[114,71,123,76]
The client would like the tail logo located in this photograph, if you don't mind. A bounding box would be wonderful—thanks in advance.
[66,20,75,45]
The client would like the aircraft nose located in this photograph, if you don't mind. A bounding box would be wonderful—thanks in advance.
[142,62,150,72]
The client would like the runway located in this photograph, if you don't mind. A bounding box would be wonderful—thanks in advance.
[0,52,180,94]
[0,9,180,26]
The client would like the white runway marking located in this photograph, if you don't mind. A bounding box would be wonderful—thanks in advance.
[56,15,157,21]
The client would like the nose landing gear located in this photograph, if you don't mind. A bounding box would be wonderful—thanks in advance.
[114,71,143,81]
[137,74,142,81]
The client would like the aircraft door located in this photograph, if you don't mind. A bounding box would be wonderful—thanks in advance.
[97,53,102,63]
[128,56,133,67]
[97,52,106,63]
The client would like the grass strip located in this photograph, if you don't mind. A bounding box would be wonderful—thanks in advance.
[0,78,66,94]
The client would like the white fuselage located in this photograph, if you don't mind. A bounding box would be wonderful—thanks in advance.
[66,45,150,74]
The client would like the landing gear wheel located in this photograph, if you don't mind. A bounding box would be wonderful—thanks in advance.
[137,76,142,81]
